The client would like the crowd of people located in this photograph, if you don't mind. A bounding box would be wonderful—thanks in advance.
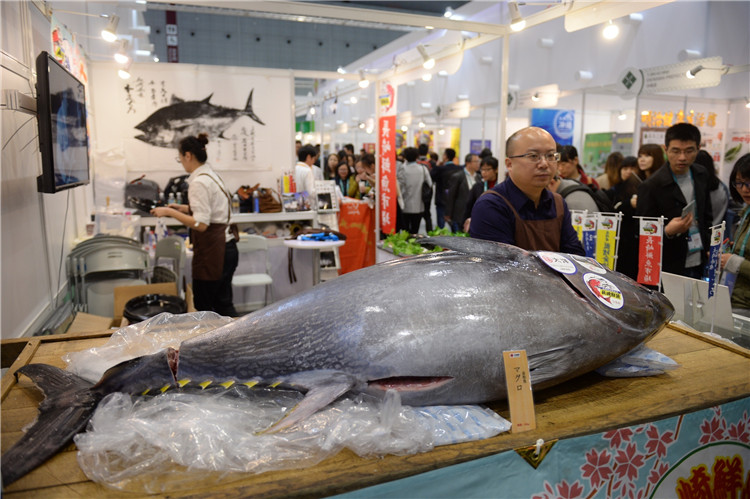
[300,121,745,314]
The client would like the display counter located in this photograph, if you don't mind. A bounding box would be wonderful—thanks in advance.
[139,211,317,227]
[1,323,748,498]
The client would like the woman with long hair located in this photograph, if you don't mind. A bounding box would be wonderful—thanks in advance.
[637,143,665,180]
[721,153,750,315]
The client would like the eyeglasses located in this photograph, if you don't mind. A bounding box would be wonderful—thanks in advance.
[507,152,561,164]
[667,147,697,157]
[732,181,750,190]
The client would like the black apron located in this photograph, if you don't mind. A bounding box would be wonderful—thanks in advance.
[191,172,233,281]
[484,190,565,252]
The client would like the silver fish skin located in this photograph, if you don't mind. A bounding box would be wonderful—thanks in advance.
[1,238,673,486]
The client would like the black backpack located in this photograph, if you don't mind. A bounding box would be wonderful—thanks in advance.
[164,174,190,205]
[558,181,614,213]
[125,176,161,215]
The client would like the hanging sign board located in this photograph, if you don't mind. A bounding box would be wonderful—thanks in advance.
[641,57,723,94]
[445,99,471,119]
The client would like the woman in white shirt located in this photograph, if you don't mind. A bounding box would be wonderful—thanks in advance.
[152,133,238,316]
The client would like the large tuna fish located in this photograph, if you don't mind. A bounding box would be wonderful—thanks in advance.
[134,90,265,148]
[1,237,673,486]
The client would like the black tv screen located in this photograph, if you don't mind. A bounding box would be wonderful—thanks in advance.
[36,51,90,193]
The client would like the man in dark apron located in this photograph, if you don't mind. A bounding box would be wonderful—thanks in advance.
[469,127,585,255]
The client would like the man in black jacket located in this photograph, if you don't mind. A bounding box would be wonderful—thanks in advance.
[445,153,481,233]
[635,123,713,278]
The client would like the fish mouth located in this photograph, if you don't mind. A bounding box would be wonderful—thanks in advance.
[367,376,453,392]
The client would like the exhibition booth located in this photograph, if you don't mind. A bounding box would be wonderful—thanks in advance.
[1,0,749,496]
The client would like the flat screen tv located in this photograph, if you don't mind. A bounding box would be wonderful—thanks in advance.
[36,51,90,193]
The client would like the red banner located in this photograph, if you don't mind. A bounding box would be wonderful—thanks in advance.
[637,219,663,286]
[338,200,375,274]
[378,115,396,234]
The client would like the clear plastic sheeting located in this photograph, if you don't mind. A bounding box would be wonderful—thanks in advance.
[595,344,679,377]
[63,312,234,382]
[64,312,510,494]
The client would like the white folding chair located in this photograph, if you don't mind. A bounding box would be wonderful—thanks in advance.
[154,236,186,291]
[232,235,273,309]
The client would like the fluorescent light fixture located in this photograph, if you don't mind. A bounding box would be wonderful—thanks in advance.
[686,65,703,79]
[508,2,526,32]
[101,15,119,42]
[114,40,130,65]
[417,44,435,70]
[602,20,619,40]
[420,102,432,109]
[117,61,132,80]
[337,66,346,74]
[422,73,433,82]
[358,70,369,88]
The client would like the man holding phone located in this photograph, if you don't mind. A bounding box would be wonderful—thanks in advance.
[636,123,713,278]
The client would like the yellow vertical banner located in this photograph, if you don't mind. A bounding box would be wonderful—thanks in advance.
[450,128,461,157]
[570,210,587,242]
[595,213,621,270]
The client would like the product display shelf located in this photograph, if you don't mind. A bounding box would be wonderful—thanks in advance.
[1,323,749,498]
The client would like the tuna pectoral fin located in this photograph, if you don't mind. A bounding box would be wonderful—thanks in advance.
[527,345,577,384]
[1,364,101,486]
[262,372,357,433]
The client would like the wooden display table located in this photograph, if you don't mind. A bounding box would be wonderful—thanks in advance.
[2,324,749,497]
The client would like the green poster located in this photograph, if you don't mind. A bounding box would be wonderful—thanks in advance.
[582,132,614,177]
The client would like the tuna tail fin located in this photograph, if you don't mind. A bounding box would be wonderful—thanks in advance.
[261,371,356,433]
[243,89,265,126]
[1,364,101,486]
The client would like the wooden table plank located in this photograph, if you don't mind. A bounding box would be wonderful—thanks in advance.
[1,324,748,498]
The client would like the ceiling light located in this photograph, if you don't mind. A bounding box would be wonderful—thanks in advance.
[153,56,160,62]
[401,125,408,132]
[438,70,448,77]
[745,98,750,109]
[617,111,627,121]
[358,70,369,88]
[602,20,619,40]
[641,110,650,116]
[420,102,432,109]
[508,2,526,32]
[359,122,365,129]
[538,38,554,48]
[309,106,316,116]
[438,129,446,136]
[117,61,132,80]
[422,73,433,82]
[685,65,703,79]
[101,15,119,42]
[418,121,425,128]
[531,92,540,102]
[337,66,346,74]
[350,96,358,104]
[480,55,493,65]
[457,94,469,100]
[417,45,435,70]
[425,25,434,30]
[114,40,130,65]
[444,7,454,18]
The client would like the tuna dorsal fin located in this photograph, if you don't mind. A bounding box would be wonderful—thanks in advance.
[170,95,185,104]
[243,89,265,126]
[261,371,356,433]
[1,364,100,486]
[202,93,214,103]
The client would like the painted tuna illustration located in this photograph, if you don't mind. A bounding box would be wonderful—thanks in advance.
[134,90,265,148]
[1,237,674,486]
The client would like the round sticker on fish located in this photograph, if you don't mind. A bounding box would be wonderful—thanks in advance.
[583,273,624,309]
[537,252,577,274]
[570,255,607,274]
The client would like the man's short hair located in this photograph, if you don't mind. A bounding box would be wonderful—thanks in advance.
[481,156,499,170]
[429,152,438,162]
[465,153,478,164]
[298,144,316,162]
[665,123,701,148]
[403,147,419,162]
[444,148,456,161]
[359,153,375,169]
[418,143,429,156]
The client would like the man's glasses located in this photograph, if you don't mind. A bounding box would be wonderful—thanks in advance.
[667,147,697,157]
[732,181,750,190]
[507,152,561,164]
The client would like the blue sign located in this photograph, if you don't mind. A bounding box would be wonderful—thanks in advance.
[470,140,492,155]
[531,109,575,145]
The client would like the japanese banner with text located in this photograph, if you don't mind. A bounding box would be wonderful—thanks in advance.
[378,115,397,234]
[637,217,664,286]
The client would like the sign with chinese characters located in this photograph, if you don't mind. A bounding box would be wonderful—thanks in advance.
[707,223,725,299]
[379,115,397,234]
[637,217,664,287]
[582,213,598,259]
[531,109,575,146]
[503,350,536,433]
[571,209,587,242]
[595,213,621,271]
[166,11,178,62]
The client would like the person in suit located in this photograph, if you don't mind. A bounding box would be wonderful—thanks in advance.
[635,123,713,278]
[430,148,460,228]
[445,153,481,233]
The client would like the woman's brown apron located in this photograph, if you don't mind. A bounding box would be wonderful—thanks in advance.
[191,173,234,281]
[483,190,565,251]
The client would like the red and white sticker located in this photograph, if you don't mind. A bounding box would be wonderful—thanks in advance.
[571,254,607,274]
[583,273,624,309]
[538,252,577,274]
